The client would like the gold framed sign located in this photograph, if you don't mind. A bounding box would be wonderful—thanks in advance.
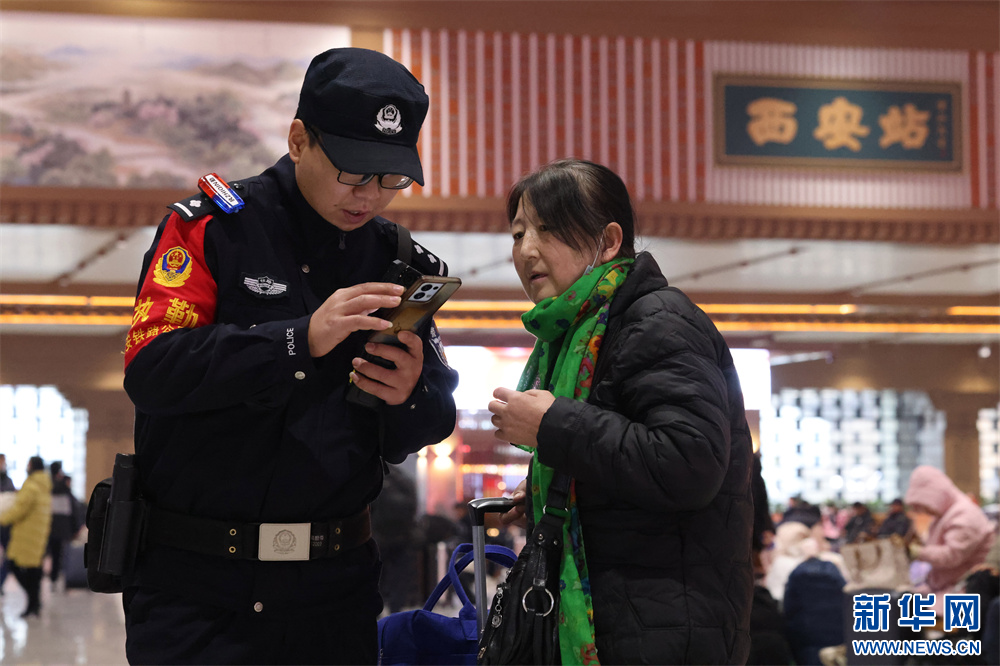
[714,75,962,172]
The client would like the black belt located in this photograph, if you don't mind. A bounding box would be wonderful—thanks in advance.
[145,505,371,561]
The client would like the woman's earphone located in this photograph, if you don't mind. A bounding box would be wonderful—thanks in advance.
[584,233,607,275]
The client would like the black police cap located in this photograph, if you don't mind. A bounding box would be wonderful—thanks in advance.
[296,48,428,185]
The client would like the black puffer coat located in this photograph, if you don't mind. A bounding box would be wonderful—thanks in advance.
[536,252,754,665]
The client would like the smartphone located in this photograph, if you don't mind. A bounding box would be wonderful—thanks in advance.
[346,273,461,409]
[368,275,462,346]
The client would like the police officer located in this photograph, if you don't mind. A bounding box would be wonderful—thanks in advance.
[122,48,459,664]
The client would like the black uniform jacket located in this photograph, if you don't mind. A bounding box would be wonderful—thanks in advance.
[535,252,754,664]
[122,155,458,615]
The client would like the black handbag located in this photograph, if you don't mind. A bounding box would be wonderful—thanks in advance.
[477,472,571,665]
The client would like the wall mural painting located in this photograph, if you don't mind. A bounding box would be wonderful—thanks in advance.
[0,11,350,189]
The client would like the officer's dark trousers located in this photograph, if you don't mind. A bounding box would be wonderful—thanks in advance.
[124,586,377,665]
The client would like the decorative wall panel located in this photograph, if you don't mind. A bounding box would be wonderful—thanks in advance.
[707,42,992,209]
[0,10,349,188]
[386,29,999,210]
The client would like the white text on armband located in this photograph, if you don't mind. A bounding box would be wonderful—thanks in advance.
[286,328,296,356]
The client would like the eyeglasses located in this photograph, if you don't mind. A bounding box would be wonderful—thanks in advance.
[304,124,414,190]
[336,171,414,190]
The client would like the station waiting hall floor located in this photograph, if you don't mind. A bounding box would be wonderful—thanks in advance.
[0,575,128,665]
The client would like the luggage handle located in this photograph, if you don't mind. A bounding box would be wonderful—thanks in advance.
[422,543,517,613]
[468,497,517,528]
[467,497,519,638]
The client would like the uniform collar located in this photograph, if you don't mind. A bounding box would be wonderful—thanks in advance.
[273,154,374,253]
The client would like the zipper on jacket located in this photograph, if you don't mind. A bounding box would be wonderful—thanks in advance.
[339,232,346,250]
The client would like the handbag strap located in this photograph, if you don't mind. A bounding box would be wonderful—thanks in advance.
[534,470,572,536]
[423,543,518,612]
[544,471,572,513]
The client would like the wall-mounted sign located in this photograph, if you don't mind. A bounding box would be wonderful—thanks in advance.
[714,76,961,171]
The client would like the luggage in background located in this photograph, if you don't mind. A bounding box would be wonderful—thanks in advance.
[63,542,88,589]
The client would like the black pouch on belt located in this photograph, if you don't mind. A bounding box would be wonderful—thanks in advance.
[85,453,145,593]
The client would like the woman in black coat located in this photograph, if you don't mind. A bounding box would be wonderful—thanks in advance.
[489,159,754,664]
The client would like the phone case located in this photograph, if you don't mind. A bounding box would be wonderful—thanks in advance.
[346,275,462,409]
[368,275,462,346]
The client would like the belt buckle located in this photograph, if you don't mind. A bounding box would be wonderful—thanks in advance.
[258,523,311,561]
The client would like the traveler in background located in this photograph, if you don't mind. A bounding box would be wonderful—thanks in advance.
[780,497,823,529]
[876,498,912,538]
[0,453,16,594]
[843,501,876,543]
[782,556,847,666]
[747,454,794,666]
[820,501,843,546]
[751,453,776,578]
[0,456,52,618]
[905,465,994,612]
[47,461,82,590]
[121,48,458,664]
[0,454,15,494]
[765,521,838,606]
[490,159,753,664]
[370,467,420,614]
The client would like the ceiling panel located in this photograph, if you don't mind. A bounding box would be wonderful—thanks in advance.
[75,228,157,284]
[2,226,998,299]
[768,331,998,345]
[651,240,1000,295]
[0,225,121,282]
[860,259,1000,295]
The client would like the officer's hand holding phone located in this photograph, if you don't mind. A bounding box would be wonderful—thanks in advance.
[349,330,424,406]
[307,282,404,358]
[346,268,462,409]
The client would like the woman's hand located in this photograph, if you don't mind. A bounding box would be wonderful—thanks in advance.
[488,387,555,449]
[501,479,528,528]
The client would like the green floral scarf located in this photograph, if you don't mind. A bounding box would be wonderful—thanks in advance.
[515,258,633,666]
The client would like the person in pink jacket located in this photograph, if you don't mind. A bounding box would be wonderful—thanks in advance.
[904,465,995,607]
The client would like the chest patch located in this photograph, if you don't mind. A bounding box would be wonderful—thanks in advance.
[242,274,289,298]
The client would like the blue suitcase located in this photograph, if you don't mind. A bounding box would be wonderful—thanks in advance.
[378,498,517,665]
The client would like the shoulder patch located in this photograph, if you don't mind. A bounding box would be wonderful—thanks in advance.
[168,192,216,222]
[153,246,195,287]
